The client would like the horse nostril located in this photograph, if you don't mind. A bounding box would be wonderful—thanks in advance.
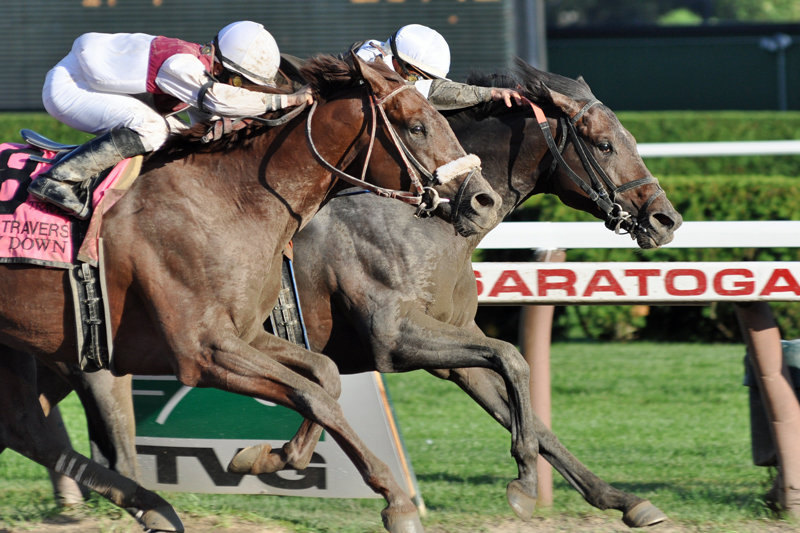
[652,212,681,230]
[472,192,498,210]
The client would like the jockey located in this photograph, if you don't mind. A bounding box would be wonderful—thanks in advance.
[354,24,524,110]
[30,21,313,220]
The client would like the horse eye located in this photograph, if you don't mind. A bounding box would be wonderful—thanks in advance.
[410,124,426,135]
[596,141,612,153]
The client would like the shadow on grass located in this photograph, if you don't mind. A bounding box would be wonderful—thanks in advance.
[601,479,772,518]
[416,471,507,486]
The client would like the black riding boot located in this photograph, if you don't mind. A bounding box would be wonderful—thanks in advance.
[28,127,146,219]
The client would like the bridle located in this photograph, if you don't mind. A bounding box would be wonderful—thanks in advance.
[532,100,664,238]
[305,83,482,217]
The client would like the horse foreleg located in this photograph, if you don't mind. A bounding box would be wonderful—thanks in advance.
[43,406,87,507]
[62,367,139,480]
[429,364,667,527]
[0,351,183,532]
[190,332,421,533]
[227,339,330,473]
[374,309,539,520]
[30,359,87,506]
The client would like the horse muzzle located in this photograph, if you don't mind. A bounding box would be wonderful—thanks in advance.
[630,209,683,249]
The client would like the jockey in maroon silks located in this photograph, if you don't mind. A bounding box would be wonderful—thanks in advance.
[30,20,312,219]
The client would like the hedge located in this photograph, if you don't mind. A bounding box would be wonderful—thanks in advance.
[1,112,798,342]
[618,111,800,176]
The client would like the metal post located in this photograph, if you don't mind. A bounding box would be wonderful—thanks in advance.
[519,248,565,506]
[735,301,800,516]
[515,0,548,70]
[759,33,793,111]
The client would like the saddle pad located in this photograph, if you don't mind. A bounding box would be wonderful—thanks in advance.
[0,142,138,268]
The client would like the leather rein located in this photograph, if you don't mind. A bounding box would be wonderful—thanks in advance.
[304,83,480,216]
[531,100,664,238]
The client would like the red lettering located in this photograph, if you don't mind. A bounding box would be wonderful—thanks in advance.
[665,269,706,296]
[713,269,755,296]
[583,269,625,297]
[624,269,660,296]
[760,269,800,296]
[474,270,483,295]
[488,270,533,297]
[537,269,577,296]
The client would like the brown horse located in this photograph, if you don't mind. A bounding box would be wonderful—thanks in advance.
[33,60,679,529]
[0,54,500,533]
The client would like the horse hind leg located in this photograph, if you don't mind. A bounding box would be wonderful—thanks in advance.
[0,351,183,532]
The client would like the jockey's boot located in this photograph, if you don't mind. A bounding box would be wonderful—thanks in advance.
[27,127,146,220]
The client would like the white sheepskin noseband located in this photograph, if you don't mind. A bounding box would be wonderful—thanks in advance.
[433,154,481,185]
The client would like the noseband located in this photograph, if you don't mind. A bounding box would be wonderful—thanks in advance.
[306,83,481,216]
[532,101,664,237]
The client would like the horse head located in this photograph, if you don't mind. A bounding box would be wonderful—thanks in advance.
[301,55,501,237]
[517,60,682,249]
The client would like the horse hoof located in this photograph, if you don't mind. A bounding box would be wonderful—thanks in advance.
[506,479,536,520]
[381,509,424,533]
[227,444,272,474]
[132,505,184,532]
[622,500,667,528]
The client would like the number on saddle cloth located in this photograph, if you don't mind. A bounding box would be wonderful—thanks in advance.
[0,144,43,214]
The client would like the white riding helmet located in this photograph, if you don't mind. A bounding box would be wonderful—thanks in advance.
[390,24,451,80]
[215,21,280,86]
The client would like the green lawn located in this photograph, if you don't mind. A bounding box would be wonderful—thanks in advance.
[0,342,790,531]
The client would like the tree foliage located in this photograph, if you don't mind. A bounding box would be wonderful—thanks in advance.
[546,0,800,27]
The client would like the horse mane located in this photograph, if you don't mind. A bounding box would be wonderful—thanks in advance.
[158,54,366,157]
[461,57,597,118]
[299,53,364,99]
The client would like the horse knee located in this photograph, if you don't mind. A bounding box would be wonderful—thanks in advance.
[502,348,530,384]
[316,357,341,399]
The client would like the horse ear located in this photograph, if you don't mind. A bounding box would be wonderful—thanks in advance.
[542,84,583,118]
[353,54,392,96]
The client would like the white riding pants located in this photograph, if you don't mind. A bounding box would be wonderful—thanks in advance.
[42,54,170,152]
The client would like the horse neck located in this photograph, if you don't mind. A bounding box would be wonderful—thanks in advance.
[250,105,370,227]
[448,110,550,230]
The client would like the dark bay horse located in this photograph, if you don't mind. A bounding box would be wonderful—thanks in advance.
[243,60,682,526]
[0,54,500,533]
[35,60,679,530]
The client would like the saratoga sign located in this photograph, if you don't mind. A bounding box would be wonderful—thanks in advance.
[474,262,800,304]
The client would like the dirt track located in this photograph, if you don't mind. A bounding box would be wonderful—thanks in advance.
[4,513,798,533]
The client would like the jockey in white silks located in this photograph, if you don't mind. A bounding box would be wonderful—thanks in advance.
[354,24,524,111]
[30,20,313,220]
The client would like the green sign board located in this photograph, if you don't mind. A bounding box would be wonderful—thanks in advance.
[133,372,421,501]
[134,377,306,440]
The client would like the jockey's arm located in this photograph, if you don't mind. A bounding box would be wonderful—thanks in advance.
[155,54,306,117]
[426,80,525,110]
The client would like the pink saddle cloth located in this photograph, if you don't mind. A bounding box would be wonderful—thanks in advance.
[0,142,136,268]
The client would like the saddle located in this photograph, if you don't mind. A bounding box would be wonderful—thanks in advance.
[0,130,145,372]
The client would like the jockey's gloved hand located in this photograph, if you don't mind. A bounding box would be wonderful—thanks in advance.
[265,86,314,112]
[286,86,313,108]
